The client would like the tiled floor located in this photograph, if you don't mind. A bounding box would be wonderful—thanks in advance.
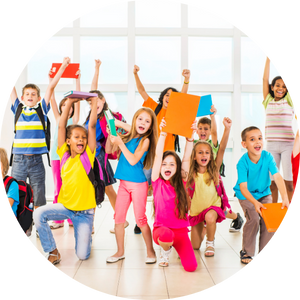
[29,199,248,298]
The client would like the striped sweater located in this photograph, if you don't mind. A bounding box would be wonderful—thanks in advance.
[263,92,294,142]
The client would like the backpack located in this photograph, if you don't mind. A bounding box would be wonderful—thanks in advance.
[3,176,34,232]
[60,151,105,208]
[10,102,51,167]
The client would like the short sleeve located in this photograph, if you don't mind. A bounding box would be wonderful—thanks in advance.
[57,143,69,160]
[262,93,272,109]
[41,98,51,115]
[7,181,19,204]
[143,97,158,111]
[11,98,20,114]
[267,152,279,176]
[236,159,248,185]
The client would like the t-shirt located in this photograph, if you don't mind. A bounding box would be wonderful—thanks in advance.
[292,152,300,191]
[233,150,278,200]
[57,143,96,211]
[143,97,175,152]
[190,172,221,216]
[7,181,19,217]
[114,138,147,183]
[11,98,50,155]
[152,178,189,228]
[85,119,104,157]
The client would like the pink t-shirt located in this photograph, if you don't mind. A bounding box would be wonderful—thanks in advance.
[152,178,189,229]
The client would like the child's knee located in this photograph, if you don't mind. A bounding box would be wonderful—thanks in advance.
[183,261,198,272]
[136,215,148,228]
[76,251,90,261]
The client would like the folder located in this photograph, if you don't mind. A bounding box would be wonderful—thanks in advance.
[104,110,117,137]
[260,203,288,232]
[197,94,213,117]
[64,91,98,99]
[50,63,80,78]
[164,92,200,138]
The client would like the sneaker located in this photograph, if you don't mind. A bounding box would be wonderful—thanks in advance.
[134,224,141,234]
[158,246,172,267]
[229,213,244,232]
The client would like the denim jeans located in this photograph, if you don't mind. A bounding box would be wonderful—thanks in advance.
[11,154,46,206]
[33,203,94,260]
[143,168,152,186]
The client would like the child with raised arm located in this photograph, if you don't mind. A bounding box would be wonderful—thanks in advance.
[233,126,289,264]
[10,57,70,213]
[33,95,98,264]
[186,118,232,257]
[151,118,197,271]
[263,57,294,202]
[105,107,158,264]
[49,68,81,229]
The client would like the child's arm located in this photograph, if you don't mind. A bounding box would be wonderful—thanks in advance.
[210,104,218,147]
[215,117,232,171]
[72,69,81,124]
[48,70,60,124]
[133,65,150,102]
[10,87,18,105]
[263,57,270,100]
[180,69,190,94]
[91,59,101,90]
[273,173,290,208]
[293,129,300,158]
[114,119,131,133]
[44,57,70,106]
[87,96,98,154]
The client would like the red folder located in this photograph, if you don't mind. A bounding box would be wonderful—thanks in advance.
[261,203,288,232]
[50,63,80,78]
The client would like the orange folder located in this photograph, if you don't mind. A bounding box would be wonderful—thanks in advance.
[260,203,288,232]
[50,63,80,78]
[163,92,200,138]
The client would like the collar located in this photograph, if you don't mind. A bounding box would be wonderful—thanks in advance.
[20,100,40,110]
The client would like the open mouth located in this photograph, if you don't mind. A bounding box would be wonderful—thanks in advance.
[254,146,261,151]
[77,144,84,151]
[164,171,171,176]
[201,158,208,163]
[200,134,206,139]
[139,126,145,131]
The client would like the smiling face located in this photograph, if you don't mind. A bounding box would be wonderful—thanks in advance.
[242,129,263,157]
[88,97,105,114]
[67,127,87,156]
[194,143,211,168]
[162,89,173,109]
[197,123,211,141]
[161,154,177,180]
[21,88,41,107]
[271,78,287,100]
[135,111,152,135]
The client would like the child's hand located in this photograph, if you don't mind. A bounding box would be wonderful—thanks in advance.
[281,197,290,209]
[95,59,101,68]
[87,96,98,103]
[48,70,53,82]
[106,125,111,135]
[110,134,122,146]
[133,65,140,74]
[182,69,190,81]
[159,117,166,132]
[75,69,81,79]
[254,201,266,217]
[191,119,197,134]
[62,57,71,67]
[210,105,217,116]
[66,97,82,104]
[223,117,232,129]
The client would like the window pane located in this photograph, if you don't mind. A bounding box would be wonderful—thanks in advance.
[241,37,279,84]
[28,37,73,84]
[80,37,127,84]
[188,6,233,28]
[136,1,181,28]
[189,37,232,84]
[80,3,127,27]
[136,37,181,84]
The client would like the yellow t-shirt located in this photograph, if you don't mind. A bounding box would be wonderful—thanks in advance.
[57,143,96,211]
[190,172,221,217]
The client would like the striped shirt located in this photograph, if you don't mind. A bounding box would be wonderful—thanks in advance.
[11,98,50,154]
[263,93,294,142]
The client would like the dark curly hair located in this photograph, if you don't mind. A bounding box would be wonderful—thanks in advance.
[158,87,178,105]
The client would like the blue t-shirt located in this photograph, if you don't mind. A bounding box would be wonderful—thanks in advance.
[114,138,148,183]
[233,150,278,200]
[85,119,104,157]
[7,181,19,217]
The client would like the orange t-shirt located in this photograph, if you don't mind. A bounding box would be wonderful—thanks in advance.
[143,97,175,152]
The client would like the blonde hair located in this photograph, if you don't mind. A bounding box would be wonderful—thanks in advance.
[0,148,9,177]
[186,141,219,189]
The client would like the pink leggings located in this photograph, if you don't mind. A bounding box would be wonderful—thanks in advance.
[51,160,72,224]
[153,226,198,272]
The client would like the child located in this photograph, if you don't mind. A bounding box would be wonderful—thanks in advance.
[151,118,197,271]
[33,94,98,264]
[194,113,244,232]
[105,107,158,264]
[186,117,232,257]
[233,126,289,264]
[49,69,81,229]
[84,59,128,234]
[263,57,294,202]
[292,129,300,192]
[10,57,70,212]
[1,148,19,216]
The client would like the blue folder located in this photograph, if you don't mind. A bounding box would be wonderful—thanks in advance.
[196,94,213,117]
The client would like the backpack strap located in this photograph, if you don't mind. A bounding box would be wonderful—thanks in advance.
[60,151,71,172]
[80,151,104,185]
[3,176,15,193]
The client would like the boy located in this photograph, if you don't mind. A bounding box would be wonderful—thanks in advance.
[195,107,244,232]
[234,126,289,264]
[10,57,71,222]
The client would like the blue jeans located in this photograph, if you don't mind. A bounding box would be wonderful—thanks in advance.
[143,168,152,186]
[11,154,46,206]
[33,203,94,260]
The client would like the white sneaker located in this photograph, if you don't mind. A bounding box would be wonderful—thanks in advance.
[158,246,172,267]
[50,222,64,230]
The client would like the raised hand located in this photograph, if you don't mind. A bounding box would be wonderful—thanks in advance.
[182,69,190,81]
[223,117,232,129]
[133,65,140,74]
[210,104,217,116]
[95,59,102,68]
[62,57,71,67]
[159,117,167,132]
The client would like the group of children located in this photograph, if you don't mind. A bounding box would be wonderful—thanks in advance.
[1,56,297,271]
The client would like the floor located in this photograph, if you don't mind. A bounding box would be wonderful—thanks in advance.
[29,199,248,299]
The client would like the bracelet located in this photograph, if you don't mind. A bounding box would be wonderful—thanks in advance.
[160,133,167,137]
[184,81,189,84]
[186,138,194,142]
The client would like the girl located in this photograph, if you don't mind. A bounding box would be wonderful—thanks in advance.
[105,107,158,264]
[186,118,232,257]
[84,59,129,233]
[49,69,81,229]
[151,118,197,271]
[33,95,98,264]
[263,57,295,202]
